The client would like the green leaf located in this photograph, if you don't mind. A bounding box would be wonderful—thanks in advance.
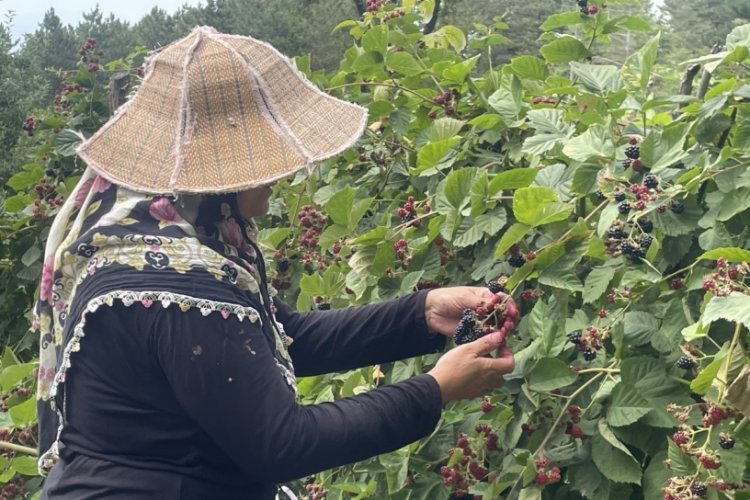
[527,357,577,392]
[325,186,355,226]
[440,168,479,210]
[442,56,478,83]
[362,24,388,54]
[487,87,523,121]
[299,274,325,296]
[698,247,750,263]
[429,117,465,142]
[668,441,697,475]
[0,363,37,392]
[625,33,661,92]
[726,23,750,51]
[523,109,572,155]
[453,218,485,248]
[509,55,549,81]
[513,186,572,227]
[699,188,750,227]
[386,51,423,76]
[639,123,690,173]
[563,125,615,162]
[583,267,617,304]
[540,36,591,63]
[540,11,586,31]
[494,222,531,258]
[54,129,83,157]
[569,62,623,93]
[701,292,750,328]
[623,311,658,346]
[11,456,39,476]
[8,397,36,426]
[607,383,653,427]
[21,243,42,267]
[592,421,642,485]
[416,138,460,173]
[488,169,537,194]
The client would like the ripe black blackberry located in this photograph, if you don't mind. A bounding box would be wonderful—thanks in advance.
[317,302,331,311]
[670,201,685,214]
[509,253,526,268]
[613,191,626,202]
[690,483,707,497]
[625,144,640,159]
[640,234,653,249]
[487,280,505,294]
[637,218,653,233]
[593,190,606,202]
[568,330,582,344]
[577,0,587,6]
[583,348,597,361]
[676,356,695,369]
[617,201,631,214]
[620,240,634,254]
[643,174,658,189]
[719,436,735,449]
[607,227,627,239]
[454,309,479,345]
[276,256,290,273]
[621,159,632,169]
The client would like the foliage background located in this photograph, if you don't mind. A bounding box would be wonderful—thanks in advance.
[0,0,749,499]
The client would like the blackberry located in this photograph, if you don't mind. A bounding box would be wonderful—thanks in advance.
[577,0,587,6]
[568,330,582,344]
[637,218,653,233]
[593,190,606,202]
[509,253,526,268]
[670,201,685,214]
[401,213,415,223]
[617,201,631,214]
[619,240,634,255]
[276,256,290,273]
[627,249,645,263]
[625,144,640,159]
[621,159,632,169]
[613,191,626,202]
[690,483,707,497]
[676,356,695,370]
[608,227,627,239]
[487,280,505,294]
[455,326,482,345]
[719,436,735,449]
[640,234,653,249]
[643,174,658,189]
[317,302,331,311]
[454,309,478,344]
[583,348,597,361]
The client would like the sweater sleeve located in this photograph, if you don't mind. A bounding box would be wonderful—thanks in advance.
[275,290,446,376]
[153,306,443,484]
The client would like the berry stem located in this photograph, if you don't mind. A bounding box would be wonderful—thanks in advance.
[0,440,38,456]
[575,367,620,375]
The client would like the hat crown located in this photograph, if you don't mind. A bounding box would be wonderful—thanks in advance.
[77,26,367,194]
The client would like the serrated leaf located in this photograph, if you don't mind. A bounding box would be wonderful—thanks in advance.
[563,125,615,162]
[540,36,590,63]
[698,247,750,263]
[510,55,549,81]
[726,23,750,50]
[569,62,623,93]
[362,24,388,54]
[416,138,460,173]
[386,51,423,76]
[494,222,531,258]
[527,357,577,392]
[488,169,537,194]
[429,117,466,142]
[607,383,652,427]
[623,311,658,346]
[0,363,37,392]
[8,397,35,426]
[325,185,355,226]
[592,422,642,485]
[513,186,572,227]
[699,188,750,227]
[701,292,750,328]
[583,267,617,304]
[10,456,38,476]
[540,11,586,31]
[440,167,479,210]
[625,32,660,92]
[639,123,689,173]
[667,440,697,475]
[453,218,485,248]
[488,87,523,121]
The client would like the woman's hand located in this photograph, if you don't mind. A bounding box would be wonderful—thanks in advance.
[428,332,514,403]
[424,286,518,338]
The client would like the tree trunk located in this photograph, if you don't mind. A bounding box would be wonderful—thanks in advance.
[423,0,441,35]
[352,0,366,16]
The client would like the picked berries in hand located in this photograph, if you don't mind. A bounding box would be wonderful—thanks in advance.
[453,293,519,345]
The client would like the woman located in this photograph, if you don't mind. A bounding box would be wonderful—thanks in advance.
[36,27,516,499]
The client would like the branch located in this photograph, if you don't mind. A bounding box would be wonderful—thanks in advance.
[678,64,701,98]
[697,42,725,101]
[422,0,441,35]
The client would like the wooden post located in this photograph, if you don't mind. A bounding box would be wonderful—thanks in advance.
[108,71,131,113]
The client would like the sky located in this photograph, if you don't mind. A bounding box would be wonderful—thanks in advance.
[1,0,200,43]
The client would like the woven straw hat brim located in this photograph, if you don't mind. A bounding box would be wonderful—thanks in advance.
[77,26,368,194]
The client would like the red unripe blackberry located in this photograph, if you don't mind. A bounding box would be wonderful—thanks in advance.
[669,278,683,290]
[481,399,492,413]
[535,457,549,468]
[521,289,534,301]
[566,423,583,439]
[525,251,536,261]
[427,109,437,119]
[703,279,715,291]
[534,471,549,485]
[728,266,739,280]
[672,431,688,445]
[548,466,561,483]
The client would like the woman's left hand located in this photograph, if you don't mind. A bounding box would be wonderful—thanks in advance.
[424,286,518,338]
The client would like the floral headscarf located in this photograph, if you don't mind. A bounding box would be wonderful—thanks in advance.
[34,168,295,474]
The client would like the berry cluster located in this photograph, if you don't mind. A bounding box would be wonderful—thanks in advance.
[440,426,500,498]
[21,116,37,136]
[621,137,645,171]
[79,37,103,72]
[365,0,388,12]
[576,0,599,15]
[395,195,429,226]
[531,96,556,105]
[0,476,27,499]
[567,326,605,361]
[604,219,653,264]
[393,238,410,269]
[383,8,405,21]
[298,204,327,249]
[303,475,328,500]
[663,475,734,500]
[534,457,562,486]
[428,89,460,118]
[701,258,748,297]
[30,178,63,220]
[453,293,518,345]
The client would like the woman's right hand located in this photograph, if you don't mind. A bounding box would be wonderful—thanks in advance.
[427,332,514,403]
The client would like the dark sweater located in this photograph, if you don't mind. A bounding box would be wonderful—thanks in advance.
[42,291,445,499]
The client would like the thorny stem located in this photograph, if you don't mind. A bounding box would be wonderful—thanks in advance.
[0,440,37,456]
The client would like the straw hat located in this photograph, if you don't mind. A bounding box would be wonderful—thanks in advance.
[77,26,368,194]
